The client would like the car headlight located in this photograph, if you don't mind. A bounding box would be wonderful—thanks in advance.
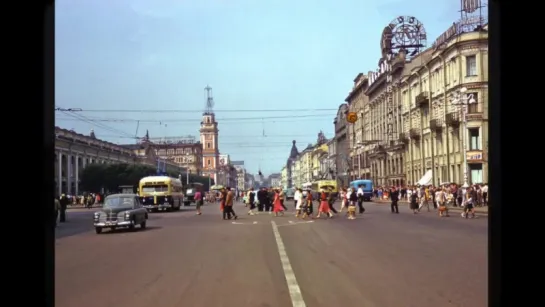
[93,212,100,220]
[124,211,131,220]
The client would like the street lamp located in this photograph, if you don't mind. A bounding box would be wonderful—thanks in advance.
[451,87,477,188]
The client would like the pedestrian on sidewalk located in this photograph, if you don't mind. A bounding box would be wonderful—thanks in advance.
[356,184,365,214]
[316,190,333,219]
[390,187,399,214]
[410,188,419,214]
[295,188,304,217]
[339,187,348,213]
[247,188,256,215]
[257,187,267,212]
[59,194,68,222]
[327,191,338,214]
[462,186,476,219]
[436,187,449,217]
[302,189,314,219]
[273,189,284,217]
[418,185,431,212]
[219,188,227,214]
[482,183,488,206]
[194,189,203,215]
[54,197,60,227]
[279,188,288,211]
[223,187,238,220]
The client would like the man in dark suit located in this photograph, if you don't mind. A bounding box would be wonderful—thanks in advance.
[390,186,400,214]
[257,188,268,212]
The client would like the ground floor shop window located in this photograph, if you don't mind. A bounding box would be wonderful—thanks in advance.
[469,163,483,184]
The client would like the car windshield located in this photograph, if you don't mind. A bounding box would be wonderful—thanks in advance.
[141,185,169,193]
[104,197,135,209]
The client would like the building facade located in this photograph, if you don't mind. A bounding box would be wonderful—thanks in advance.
[285,140,299,188]
[56,127,180,196]
[269,173,281,188]
[401,28,489,185]
[345,73,371,181]
[231,160,247,191]
[333,103,350,186]
[129,131,202,175]
[280,166,288,189]
[364,50,410,187]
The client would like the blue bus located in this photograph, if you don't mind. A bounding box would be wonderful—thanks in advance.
[349,179,373,201]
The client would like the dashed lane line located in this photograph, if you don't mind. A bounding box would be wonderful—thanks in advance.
[271,220,306,307]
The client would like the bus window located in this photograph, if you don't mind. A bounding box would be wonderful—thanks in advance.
[141,185,169,193]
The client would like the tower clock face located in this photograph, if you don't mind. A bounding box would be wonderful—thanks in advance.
[220,158,225,165]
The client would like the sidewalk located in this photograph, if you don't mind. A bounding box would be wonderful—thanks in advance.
[67,204,103,210]
[373,199,489,215]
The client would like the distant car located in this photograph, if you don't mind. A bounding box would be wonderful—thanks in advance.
[93,194,148,234]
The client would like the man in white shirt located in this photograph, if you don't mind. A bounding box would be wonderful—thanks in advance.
[481,184,488,205]
[356,185,365,214]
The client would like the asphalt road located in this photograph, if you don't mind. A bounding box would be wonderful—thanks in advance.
[56,201,487,307]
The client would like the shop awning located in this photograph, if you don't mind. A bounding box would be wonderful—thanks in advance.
[417,170,433,186]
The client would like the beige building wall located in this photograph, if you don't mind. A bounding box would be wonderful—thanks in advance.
[345,74,370,181]
[400,29,488,185]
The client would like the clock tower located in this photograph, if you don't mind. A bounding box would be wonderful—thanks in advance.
[200,85,220,185]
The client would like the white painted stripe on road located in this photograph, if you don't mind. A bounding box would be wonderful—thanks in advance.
[271,220,306,307]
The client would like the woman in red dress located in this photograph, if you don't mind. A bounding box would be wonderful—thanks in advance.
[273,189,285,217]
[317,190,333,218]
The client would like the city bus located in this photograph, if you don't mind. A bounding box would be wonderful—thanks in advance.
[311,180,338,197]
[138,176,183,212]
[349,179,373,201]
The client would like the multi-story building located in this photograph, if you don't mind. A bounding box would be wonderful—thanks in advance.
[231,160,246,191]
[245,173,255,190]
[364,49,410,187]
[325,138,336,180]
[401,26,488,185]
[345,73,371,181]
[333,104,350,186]
[284,140,299,188]
[280,166,288,189]
[269,173,281,188]
[57,127,182,196]
[131,131,202,175]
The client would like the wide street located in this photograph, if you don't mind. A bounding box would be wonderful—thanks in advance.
[56,201,487,307]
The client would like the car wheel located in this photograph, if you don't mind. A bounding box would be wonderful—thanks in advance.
[95,227,103,234]
[129,219,136,231]
[140,221,147,229]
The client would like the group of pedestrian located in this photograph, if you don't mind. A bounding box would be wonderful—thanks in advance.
[218,187,238,220]
[384,183,488,218]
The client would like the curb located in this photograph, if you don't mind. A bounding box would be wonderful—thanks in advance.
[374,201,488,216]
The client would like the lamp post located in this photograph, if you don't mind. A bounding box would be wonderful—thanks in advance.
[451,87,476,188]
[207,166,213,191]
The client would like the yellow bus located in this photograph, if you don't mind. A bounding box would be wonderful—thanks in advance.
[138,176,183,212]
[311,180,338,196]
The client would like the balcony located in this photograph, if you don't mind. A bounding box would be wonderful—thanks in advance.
[466,113,483,121]
[445,112,460,127]
[429,119,443,132]
[415,92,430,108]
[409,128,421,140]
[398,132,409,143]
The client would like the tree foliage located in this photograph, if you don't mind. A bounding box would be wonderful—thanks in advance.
[80,163,214,193]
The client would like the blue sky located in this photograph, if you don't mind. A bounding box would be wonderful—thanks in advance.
[56,0,471,176]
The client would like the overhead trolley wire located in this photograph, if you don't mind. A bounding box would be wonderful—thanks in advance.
[55,107,338,113]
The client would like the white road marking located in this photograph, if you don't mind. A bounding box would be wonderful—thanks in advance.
[277,220,314,227]
[232,221,259,225]
[271,220,306,307]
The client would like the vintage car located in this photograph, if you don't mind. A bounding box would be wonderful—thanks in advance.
[93,194,148,234]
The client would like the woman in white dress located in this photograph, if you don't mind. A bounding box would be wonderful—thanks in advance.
[294,188,303,217]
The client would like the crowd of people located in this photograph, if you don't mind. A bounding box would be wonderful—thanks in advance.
[374,183,488,218]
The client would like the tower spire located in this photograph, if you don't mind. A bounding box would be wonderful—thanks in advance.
[204,85,214,114]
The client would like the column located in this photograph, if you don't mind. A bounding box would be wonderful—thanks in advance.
[58,152,63,196]
[75,155,79,195]
[66,154,72,195]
